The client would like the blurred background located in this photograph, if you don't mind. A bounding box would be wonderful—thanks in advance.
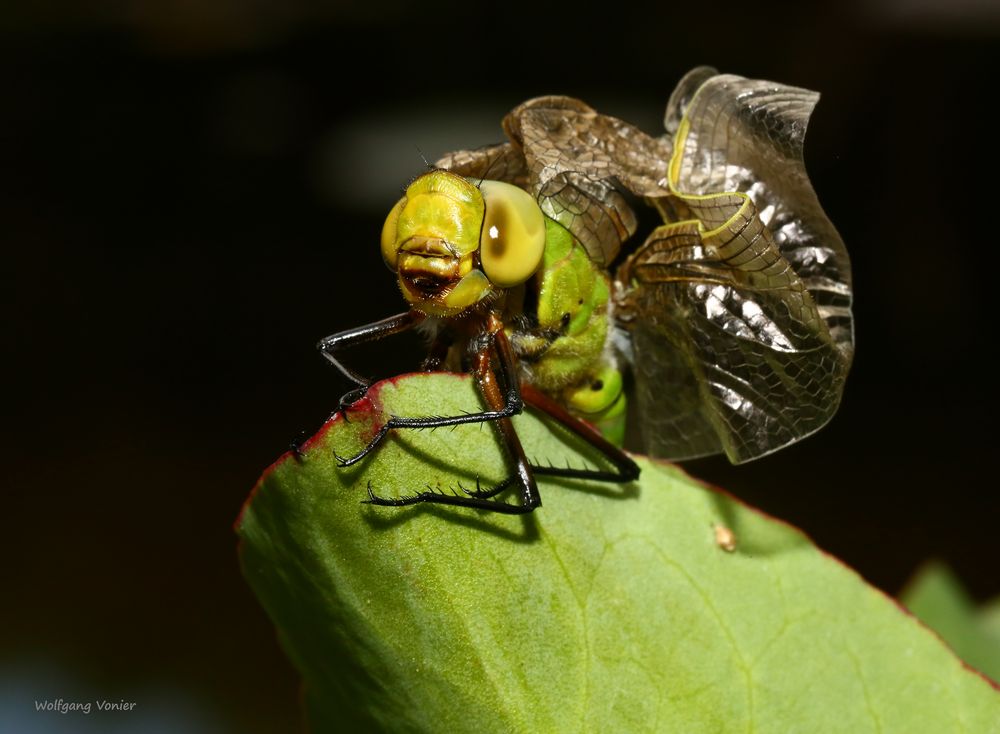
[3,0,999,730]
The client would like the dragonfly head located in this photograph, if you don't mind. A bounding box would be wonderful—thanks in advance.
[381,170,545,317]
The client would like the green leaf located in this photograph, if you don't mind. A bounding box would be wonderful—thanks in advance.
[237,373,1000,733]
[901,561,1000,683]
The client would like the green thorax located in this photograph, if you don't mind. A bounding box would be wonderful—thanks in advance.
[507,218,626,445]
[514,218,610,388]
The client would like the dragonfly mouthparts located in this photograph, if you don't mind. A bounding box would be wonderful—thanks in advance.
[399,236,457,259]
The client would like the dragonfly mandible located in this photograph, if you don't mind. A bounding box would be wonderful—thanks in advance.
[315,66,854,514]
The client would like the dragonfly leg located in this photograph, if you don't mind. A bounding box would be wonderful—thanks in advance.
[360,319,542,514]
[419,329,454,372]
[334,319,524,467]
[334,385,369,417]
[363,476,535,515]
[520,384,640,483]
[289,428,311,460]
[317,310,425,407]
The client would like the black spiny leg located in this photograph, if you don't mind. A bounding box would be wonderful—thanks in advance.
[334,317,526,468]
[317,310,424,415]
[520,384,640,483]
[364,316,541,514]
[446,385,639,503]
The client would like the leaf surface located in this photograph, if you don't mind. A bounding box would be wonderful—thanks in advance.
[237,373,1000,733]
[901,561,1000,683]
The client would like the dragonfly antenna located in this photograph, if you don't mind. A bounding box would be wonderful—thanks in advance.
[477,146,505,188]
[414,145,432,170]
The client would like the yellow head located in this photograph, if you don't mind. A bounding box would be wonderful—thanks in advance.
[380,170,545,317]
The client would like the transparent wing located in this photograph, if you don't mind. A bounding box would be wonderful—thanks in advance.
[666,74,853,347]
[615,73,854,463]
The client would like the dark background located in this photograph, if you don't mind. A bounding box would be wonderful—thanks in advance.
[3,1,998,731]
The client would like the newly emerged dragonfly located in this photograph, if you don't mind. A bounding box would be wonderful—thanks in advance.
[317,67,854,514]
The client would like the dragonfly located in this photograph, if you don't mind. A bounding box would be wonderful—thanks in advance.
[316,66,854,514]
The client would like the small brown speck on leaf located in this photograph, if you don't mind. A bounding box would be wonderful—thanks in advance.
[714,524,737,552]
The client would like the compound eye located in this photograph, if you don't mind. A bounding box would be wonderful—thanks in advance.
[380,197,406,271]
[479,180,544,288]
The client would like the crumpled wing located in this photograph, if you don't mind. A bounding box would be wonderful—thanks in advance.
[438,96,673,266]
[503,96,674,265]
[615,73,854,463]
[435,142,528,187]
